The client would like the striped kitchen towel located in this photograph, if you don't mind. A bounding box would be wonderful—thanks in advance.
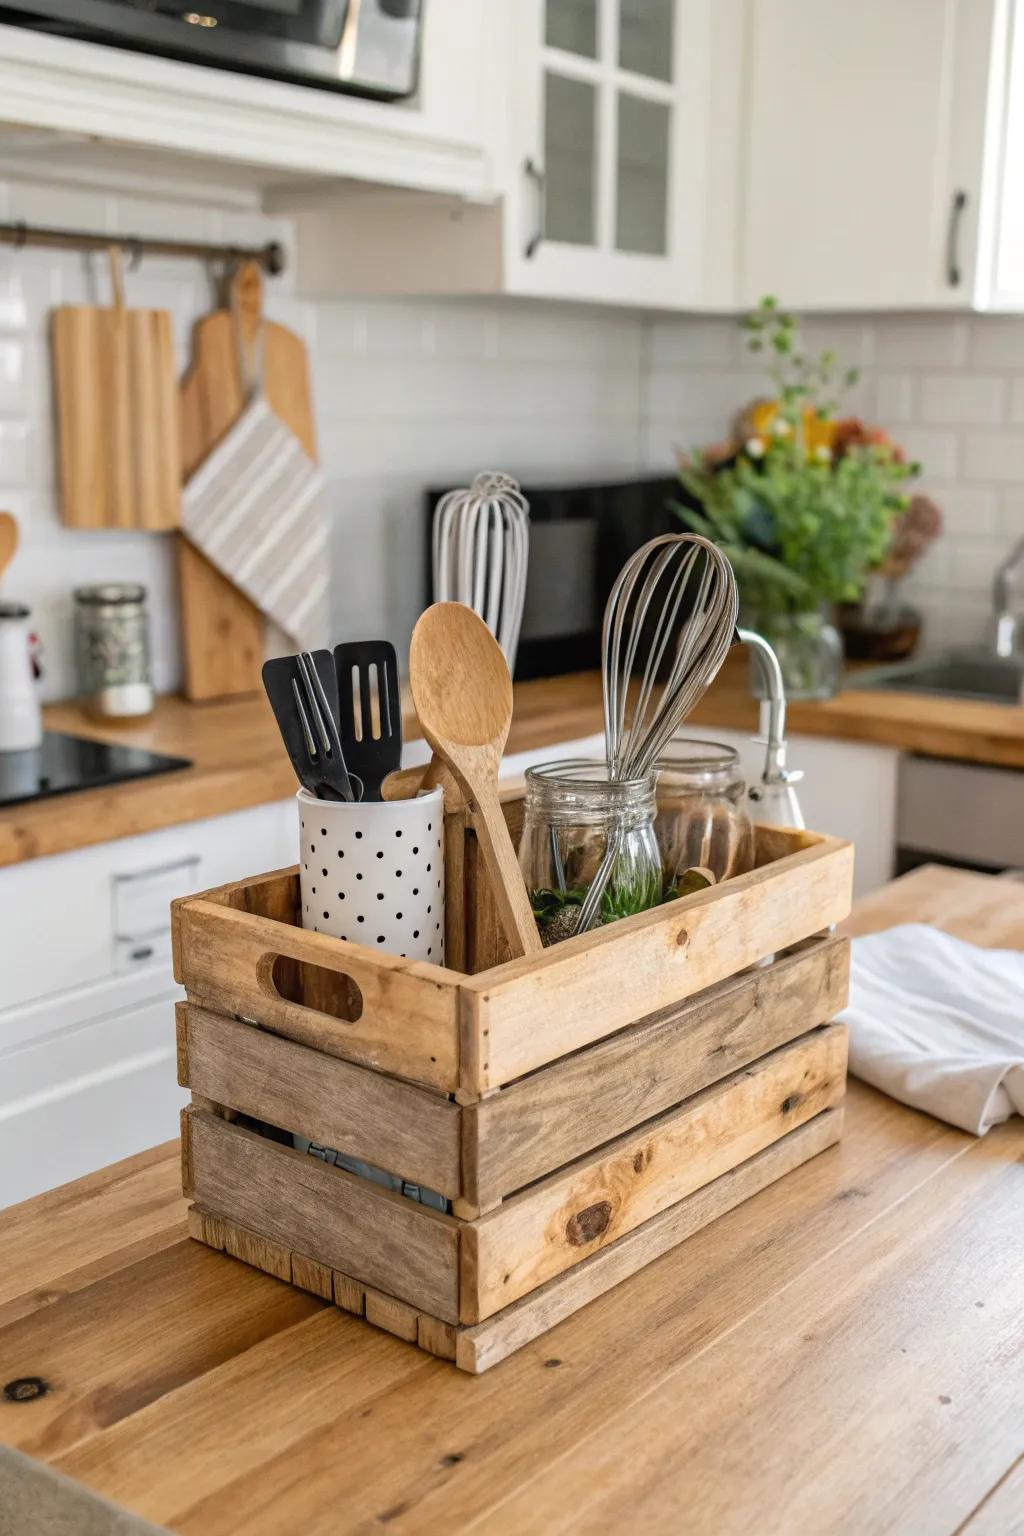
[181,392,328,649]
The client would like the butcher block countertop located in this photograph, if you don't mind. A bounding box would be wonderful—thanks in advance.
[2,865,1022,1535]
[3,656,1024,868]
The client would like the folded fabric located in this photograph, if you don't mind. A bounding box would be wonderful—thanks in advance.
[837,923,1024,1135]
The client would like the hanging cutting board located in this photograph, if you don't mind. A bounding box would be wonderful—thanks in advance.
[178,261,319,701]
[52,249,180,530]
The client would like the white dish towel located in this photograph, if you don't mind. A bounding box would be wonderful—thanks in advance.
[838,923,1024,1135]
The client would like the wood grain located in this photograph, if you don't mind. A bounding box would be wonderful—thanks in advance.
[461,1025,848,1322]
[72,1080,977,1535]
[175,895,461,1092]
[52,294,180,530]
[184,1004,462,1195]
[463,829,854,1091]
[178,270,317,701]
[0,1238,321,1460]
[0,1141,186,1330]
[409,602,541,959]
[456,1108,842,1372]
[480,1118,1024,1536]
[187,1110,461,1322]
[465,935,849,1206]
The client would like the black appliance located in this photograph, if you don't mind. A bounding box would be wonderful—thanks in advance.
[0,0,422,100]
[425,475,681,681]
[0,731,191,809]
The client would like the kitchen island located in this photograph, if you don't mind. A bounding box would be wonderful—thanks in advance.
[1,864,1021,1534]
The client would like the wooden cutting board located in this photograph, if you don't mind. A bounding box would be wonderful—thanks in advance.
[178,261,319,701]
[52,249,180,531]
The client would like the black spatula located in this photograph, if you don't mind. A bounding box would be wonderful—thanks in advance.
[333,640,403,801]
[262,650,358,801]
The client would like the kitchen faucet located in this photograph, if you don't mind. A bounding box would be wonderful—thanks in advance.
[993,536,1024,657]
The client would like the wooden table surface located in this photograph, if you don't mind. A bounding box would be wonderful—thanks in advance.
[1,865,1022,1535]
[6,655,1024,868]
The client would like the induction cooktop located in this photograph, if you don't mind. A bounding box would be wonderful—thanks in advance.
[0,731,192,809]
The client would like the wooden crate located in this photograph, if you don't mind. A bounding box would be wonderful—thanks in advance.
[175,804,853,1372]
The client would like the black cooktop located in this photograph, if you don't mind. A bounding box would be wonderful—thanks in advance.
[0,731,192,809]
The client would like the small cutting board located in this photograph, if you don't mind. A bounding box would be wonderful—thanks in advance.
[178,261,319,701]
[52,249,180,530]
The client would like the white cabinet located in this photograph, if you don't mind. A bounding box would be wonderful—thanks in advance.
[0,798,295,1209]
[290,0,745,310]
[0,1,498,201]
[740,0,1024,312]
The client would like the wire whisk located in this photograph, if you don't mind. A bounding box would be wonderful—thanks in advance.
[574,534,739,936]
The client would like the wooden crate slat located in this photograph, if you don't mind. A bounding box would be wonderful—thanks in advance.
[187,1109,461,1322]
[462,832,853,1091]
[456,1107,843,1372]
[460,1024,848,1323]
[176,897,461,1092]
[188,1108,841,1375]
[465,935,850,1207]
[185,1004,462,1197]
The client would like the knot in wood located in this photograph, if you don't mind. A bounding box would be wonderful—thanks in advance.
[566,1199,613,1246]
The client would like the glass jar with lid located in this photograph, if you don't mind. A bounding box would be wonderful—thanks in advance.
[518,759,663,946]
[655,739,755,898]
[73,583,153,720]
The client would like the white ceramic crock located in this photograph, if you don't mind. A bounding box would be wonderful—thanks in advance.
[0,602,42,752]
[296,784,445,963]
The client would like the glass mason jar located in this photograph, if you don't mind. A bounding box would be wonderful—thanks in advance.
[748,608,843,701]
[656,740,755,898]
[519,759,663,946]
[73,583,154,720]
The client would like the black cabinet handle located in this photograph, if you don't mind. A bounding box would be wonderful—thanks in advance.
[947,189,968,287]
[524,157,545,259]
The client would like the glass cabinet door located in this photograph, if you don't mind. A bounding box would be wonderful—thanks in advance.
[537,0,677,262]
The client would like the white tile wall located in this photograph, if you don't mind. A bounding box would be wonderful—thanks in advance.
[3,164,1024,693]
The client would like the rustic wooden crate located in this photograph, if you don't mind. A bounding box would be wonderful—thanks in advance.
[175,801,853,1372]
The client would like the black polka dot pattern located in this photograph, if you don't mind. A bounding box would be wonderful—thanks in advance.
[299,791,445,963]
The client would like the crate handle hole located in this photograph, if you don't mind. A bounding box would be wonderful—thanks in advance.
[268,955,364,1024]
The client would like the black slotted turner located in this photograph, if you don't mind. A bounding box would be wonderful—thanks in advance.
[262,649,358,802]
[333,640,403,801]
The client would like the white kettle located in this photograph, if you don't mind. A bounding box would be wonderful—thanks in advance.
[0,601,42,752]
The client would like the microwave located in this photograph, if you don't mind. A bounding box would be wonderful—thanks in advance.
[0,0,422,100]
[426,475,682,682]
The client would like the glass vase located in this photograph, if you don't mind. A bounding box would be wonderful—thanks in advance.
[748,608,843,701]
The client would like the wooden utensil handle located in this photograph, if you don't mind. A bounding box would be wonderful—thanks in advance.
[470,776,542,958]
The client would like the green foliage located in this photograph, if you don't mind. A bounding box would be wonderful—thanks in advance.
[676,298,917,613]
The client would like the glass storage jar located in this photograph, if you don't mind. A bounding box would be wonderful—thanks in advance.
[519,759,663,946]
[73,583,154,720]
[655,739,755,897]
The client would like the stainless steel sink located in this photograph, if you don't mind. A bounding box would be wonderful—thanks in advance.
[857,651,1024,704]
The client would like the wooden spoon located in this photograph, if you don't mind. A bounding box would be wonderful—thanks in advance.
[0,512,18,584]
[410,602,541,958]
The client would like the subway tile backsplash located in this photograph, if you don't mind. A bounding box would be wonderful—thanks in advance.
[1,168,1023,698]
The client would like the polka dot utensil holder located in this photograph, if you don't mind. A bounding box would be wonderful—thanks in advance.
[297,785,445,963]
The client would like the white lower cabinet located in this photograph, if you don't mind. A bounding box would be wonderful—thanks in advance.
[0,798,295,1210]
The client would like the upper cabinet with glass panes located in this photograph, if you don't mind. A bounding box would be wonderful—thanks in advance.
[494,0,741,309]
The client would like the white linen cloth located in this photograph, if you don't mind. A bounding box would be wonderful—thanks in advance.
[838,923,1024,1135]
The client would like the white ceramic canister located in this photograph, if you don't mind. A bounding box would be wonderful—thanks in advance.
[297,784,445,963]
[0,601,42,752]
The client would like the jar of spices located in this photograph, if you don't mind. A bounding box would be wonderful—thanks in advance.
[655,739,755,898]
[73,583,153,720]
[518,759,663,946]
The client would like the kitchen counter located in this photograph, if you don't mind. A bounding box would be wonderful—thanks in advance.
[1,864,1021,1533]
[3,657,1024,868]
